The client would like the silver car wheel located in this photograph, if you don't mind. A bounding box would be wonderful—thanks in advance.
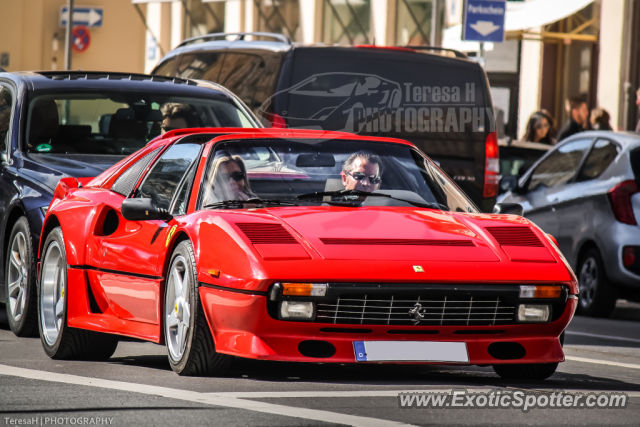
[579,257,598,309]
[40,241,65,345]
[165,255,191,361]
[7,231,28,322]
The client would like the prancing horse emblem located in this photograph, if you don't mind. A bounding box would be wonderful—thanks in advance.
[408,302,425,325]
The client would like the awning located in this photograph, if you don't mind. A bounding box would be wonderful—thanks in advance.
[505,0,593,31]
[443,0,596,51]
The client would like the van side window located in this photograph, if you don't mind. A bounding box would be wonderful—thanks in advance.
[176,52,225,81]
[153,58,176,76]
[218,53,281,113]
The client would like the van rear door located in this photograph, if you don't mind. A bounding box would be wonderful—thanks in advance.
[274,47,495,210]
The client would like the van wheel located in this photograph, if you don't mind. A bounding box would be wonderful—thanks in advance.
[38,227,118,360]
[493,363,559,380]
[577,248,617,317]
[164,240,232,376]
[5,217,38,337]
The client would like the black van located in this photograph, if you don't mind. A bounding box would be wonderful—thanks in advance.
[153,32,498,211]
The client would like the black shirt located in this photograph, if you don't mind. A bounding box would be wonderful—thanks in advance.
[558,119,584,141]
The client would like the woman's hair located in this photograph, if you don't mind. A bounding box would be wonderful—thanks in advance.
[590,108,612,130]
[205,153,255,203]
[523,110,556,144]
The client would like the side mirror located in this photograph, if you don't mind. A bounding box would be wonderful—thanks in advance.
[1,152,12,167]
[493,202,524,216]
[121,198,172,221]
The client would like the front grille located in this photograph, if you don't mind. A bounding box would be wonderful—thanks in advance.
[316,294,516,326]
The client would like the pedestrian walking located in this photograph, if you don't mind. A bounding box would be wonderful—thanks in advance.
[590,108,613,131]
[635,88,640,133]
[522,110,557,144]
[558,96,589,141]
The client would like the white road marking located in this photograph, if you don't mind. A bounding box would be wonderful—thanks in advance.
[566,356,640,370]
[566,331,640,344]
[0,364,414,427]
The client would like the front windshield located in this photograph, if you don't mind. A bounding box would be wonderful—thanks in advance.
[200,138,478,212]
[25,92,254,156]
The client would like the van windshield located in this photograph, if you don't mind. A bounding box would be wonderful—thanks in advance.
[26,91,254,156]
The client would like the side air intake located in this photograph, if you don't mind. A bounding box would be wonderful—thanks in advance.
[236,223,298,244]
[485,226,544,247]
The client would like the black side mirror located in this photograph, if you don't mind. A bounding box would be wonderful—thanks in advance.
[121,198,172,221]
[493,202,524,216]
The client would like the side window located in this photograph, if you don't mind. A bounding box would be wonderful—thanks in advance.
[527,138,593,191]
[171,165,197,215]
[136,143,202,210]
[111,148,162,196]
[217,53,268,112]
[153,58,176,76]
[176,52,225,81]
[0,85,14,153]
[578,139,619,181]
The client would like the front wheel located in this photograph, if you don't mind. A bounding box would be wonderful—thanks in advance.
[492,362,559,380]
[5,217,38,337]
[164,240,232,376]
[38,227,118,360]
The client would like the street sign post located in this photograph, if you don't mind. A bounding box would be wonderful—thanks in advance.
[462,0,506,42]
[60,6,103,28]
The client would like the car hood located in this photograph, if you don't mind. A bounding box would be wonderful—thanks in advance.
[20,153,126,191]
[267,207,500,262]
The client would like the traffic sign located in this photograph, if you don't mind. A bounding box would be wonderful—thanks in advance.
[72,26,91,53]
[463,0,506,42]
[60,6,103,28]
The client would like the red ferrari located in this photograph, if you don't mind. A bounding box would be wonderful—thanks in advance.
[37,128,578,379]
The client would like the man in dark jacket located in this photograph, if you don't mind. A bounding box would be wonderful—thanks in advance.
[558,96,589,141]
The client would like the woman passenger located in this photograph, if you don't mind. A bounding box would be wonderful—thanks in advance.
[206,151,256,203]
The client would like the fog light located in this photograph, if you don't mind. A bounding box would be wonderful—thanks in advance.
[282,283,327,296]
[517,304,550,322]
[519,285,561,299]
[280,301,315,319]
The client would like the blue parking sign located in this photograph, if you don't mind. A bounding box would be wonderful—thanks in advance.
[463,0,506,42]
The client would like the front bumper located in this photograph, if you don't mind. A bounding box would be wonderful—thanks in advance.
[199,284,576,365]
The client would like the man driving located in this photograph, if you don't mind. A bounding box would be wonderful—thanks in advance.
[341,151,384,192]
[160,103,196,133]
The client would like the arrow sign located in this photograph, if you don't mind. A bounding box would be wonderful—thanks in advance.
[463,0,506,42]
[60,6,103,28]
[470,21,501,37]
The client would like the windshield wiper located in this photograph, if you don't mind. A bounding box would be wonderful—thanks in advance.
[204,198,299,209]
[296,189,449,210]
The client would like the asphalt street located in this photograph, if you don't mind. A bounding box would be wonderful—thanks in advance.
[2,301,640,426]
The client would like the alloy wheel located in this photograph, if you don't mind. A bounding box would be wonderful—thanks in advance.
[7,232,28,322]
[579,257,598,309]
[166,255,191,361]
[40,241,65,345]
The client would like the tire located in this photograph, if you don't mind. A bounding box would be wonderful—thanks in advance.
[164,240,232,376]
[38,227,118,360]
[5,217,38,337]
[492,362,559,380]
[576,248,618,317]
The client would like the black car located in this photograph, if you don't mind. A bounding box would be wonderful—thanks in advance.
[0,70,258,336]
[152,32,498,211]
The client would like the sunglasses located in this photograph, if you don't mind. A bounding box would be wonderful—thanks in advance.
[229,171,246,181]
[349,172,382,184]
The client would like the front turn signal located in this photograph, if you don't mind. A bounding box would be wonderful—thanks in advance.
[519,285,562,299]
[282,283,327,296]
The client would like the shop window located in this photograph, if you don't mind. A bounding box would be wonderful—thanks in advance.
[322,0,371,45]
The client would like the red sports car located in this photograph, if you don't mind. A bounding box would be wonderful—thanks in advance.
[37,128,578,379]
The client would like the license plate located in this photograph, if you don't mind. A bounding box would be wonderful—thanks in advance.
[353,341,469,363]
